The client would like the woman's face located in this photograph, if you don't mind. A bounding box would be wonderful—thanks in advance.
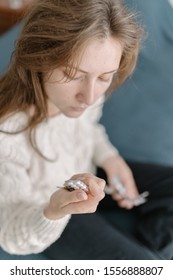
[44,36,122,117]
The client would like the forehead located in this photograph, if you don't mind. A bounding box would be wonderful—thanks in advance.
[76,37,122,74]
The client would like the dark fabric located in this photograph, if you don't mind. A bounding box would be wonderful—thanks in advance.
[0,248,48,260]
[98,161,173,260]
[44,212,162,260]
[128,161,173,260]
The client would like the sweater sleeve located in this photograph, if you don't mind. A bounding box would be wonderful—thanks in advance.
[86,96,119,167]
[0,132,70,255]
[92,123,119,167]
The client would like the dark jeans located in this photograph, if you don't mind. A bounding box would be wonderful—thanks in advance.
[44,161,173,260]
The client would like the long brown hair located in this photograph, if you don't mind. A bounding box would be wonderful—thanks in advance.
[0,0,142,131]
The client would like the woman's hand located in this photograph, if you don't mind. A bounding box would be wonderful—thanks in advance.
[101,155,139,209]
[44,173,105,220]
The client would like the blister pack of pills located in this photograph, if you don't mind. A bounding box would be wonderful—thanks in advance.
[104,176,149,206]
[63,179,89,192]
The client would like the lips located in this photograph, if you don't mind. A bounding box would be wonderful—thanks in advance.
[71,106,87,112]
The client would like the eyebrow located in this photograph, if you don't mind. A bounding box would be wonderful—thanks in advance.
[67,66,118,75]
[80,69,118,75]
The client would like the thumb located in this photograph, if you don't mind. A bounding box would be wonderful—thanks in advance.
[66,189,88,203]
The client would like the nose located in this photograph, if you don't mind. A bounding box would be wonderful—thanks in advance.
[78,80,96,106]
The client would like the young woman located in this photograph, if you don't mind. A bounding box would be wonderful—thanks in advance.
[0,0,160,259]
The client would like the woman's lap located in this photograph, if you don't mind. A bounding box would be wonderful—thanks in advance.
[44,212,163,260]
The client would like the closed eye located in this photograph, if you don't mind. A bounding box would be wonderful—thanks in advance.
[63,71,85,81]
[72,75,85,81]
[99,77,110,82]
[98,75,114,83]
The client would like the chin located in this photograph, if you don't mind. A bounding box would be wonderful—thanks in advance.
[65,112,84,118]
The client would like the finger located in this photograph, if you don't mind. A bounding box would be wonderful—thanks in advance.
[70,173,106,190]
[112,192,125,201]
[64,192,102,214]
[84,178,105,198]
[117,198,134,209]
[122,175,139,197]
[64,199,99,214]
[56,188,88,208]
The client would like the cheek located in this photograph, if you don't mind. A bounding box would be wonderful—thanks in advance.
[45,79,80,104]
[45,82,64,97]
[97,82,111,96]
[44,82,56,99]
[53,85,76,105]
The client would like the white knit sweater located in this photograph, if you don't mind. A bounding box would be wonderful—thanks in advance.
[0,98,117,255]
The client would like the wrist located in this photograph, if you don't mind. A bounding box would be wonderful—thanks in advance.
[101,154,120,172]
[43,205,65,220]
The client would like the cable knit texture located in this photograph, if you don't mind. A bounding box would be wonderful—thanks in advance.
[0,98,118,255]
